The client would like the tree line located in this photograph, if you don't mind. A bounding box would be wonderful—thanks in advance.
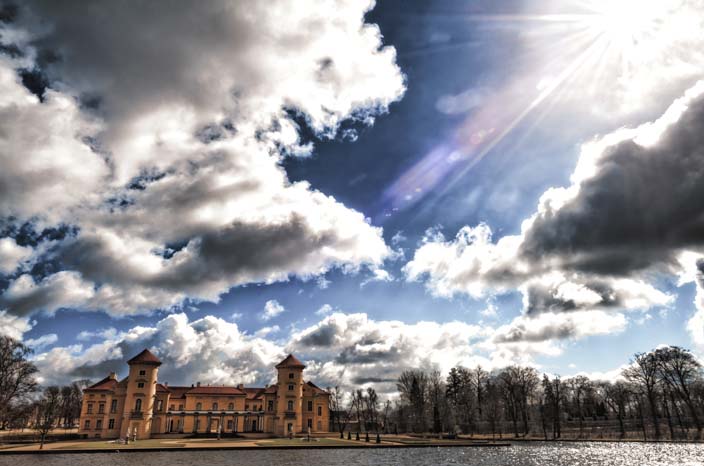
[387,346,704,440]
[0,336,87,448]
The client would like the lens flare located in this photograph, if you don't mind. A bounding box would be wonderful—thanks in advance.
[378,0,702,222]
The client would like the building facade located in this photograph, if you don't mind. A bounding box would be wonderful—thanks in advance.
[78,350,330,439]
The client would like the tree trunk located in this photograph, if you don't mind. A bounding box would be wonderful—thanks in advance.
[670,391,686,439]
[576,397,583,438]
[662,393,675,440]
[646,389,661,439]
[617,406,625,439]
[521,400,530,437]
[540,405,548,440]
[637,399,647,441]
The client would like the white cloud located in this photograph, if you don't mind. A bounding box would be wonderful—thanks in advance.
[315,304,335,316]
[262,300,285,321]
[404,223,520,299]
[0,238,32,275]
[391,231,407,246]
[76,328,120,342]
[0,57,110,224]
[32,313,283,387]
[360,268,394,287]
[255,325,280,338]
[491,311,628,344]
[0,272,96,318]
[28,307,635,393]
[316,276,331,290]
[288,311,491,393]
[0,0,406,321]
[480,302,498,319]
[406,82,704,347]
[0,310,32,340]
[24,333,58,350]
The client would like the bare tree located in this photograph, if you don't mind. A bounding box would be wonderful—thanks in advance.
[382,400,392,433]
[565,376,591,438]
[603,381,630,439]
[34,386,62,449]
[498,367,521,437]
[516,367,540,436]
[328,386,352,438]
[654,346,703,436]
[623,352,662,439]
[365,387,379,432]
[0,336,38,429]
[397,370,428,432]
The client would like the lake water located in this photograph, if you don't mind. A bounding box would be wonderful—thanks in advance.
[1,442,703,466]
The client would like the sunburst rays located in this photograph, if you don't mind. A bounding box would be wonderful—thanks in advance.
[378,0,696,222]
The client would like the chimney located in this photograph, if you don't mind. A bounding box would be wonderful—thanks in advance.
[197,381,201,387]
[237,384,244,390]
[164,382,168,387]
[108,372,117,380]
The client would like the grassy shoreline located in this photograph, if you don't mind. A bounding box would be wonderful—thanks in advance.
[0,436,511,455]
[3,433,703,455]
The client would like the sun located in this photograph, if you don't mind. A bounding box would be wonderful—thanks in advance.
[582,0,668,75]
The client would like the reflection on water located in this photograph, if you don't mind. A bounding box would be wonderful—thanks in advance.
[1,442,703,466]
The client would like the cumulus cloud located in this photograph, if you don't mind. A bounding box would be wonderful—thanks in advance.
[0,0,406,322]
[315,304,335,316]
[24,333,57,350]
[0,272,95,318]
[492,311,627,344]
[0,57,110,223]
[360,268,394,287]
[406,81,704,344]
[33,313,284,387]
[0,310,32,339]
[262,300,285,321]
[30,310,498,395]
[0,237,32,274]
[29,306,625,393]
[288,312,491,392]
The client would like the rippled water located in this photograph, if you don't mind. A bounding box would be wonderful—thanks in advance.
[1,442,703,466]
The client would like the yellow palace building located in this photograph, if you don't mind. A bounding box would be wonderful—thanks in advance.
[78,349,330,439]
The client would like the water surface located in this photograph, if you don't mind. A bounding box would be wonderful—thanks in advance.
[1,442,703,466]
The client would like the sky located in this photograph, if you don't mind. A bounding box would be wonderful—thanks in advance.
[1,0,704,396]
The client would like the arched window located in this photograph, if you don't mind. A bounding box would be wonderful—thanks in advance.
[287,400,293,411]
[228,403,234,410]
[196,402,202,411]
[212,402,218,410]
[134,398,142,412]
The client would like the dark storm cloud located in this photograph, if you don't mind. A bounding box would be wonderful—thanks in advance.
[520,92,704,276]
[297,324,338,347]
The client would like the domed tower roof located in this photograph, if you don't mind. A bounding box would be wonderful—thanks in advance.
[127,348,162,366]
[275,354,306,369]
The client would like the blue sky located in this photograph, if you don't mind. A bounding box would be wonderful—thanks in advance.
[1,0,704,394]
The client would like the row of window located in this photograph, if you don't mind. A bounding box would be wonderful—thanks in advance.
[88,397,323,416]
[86,399,119,414]
[84,419,115,430]
[165,402,271,412]
[156,400,323,414]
